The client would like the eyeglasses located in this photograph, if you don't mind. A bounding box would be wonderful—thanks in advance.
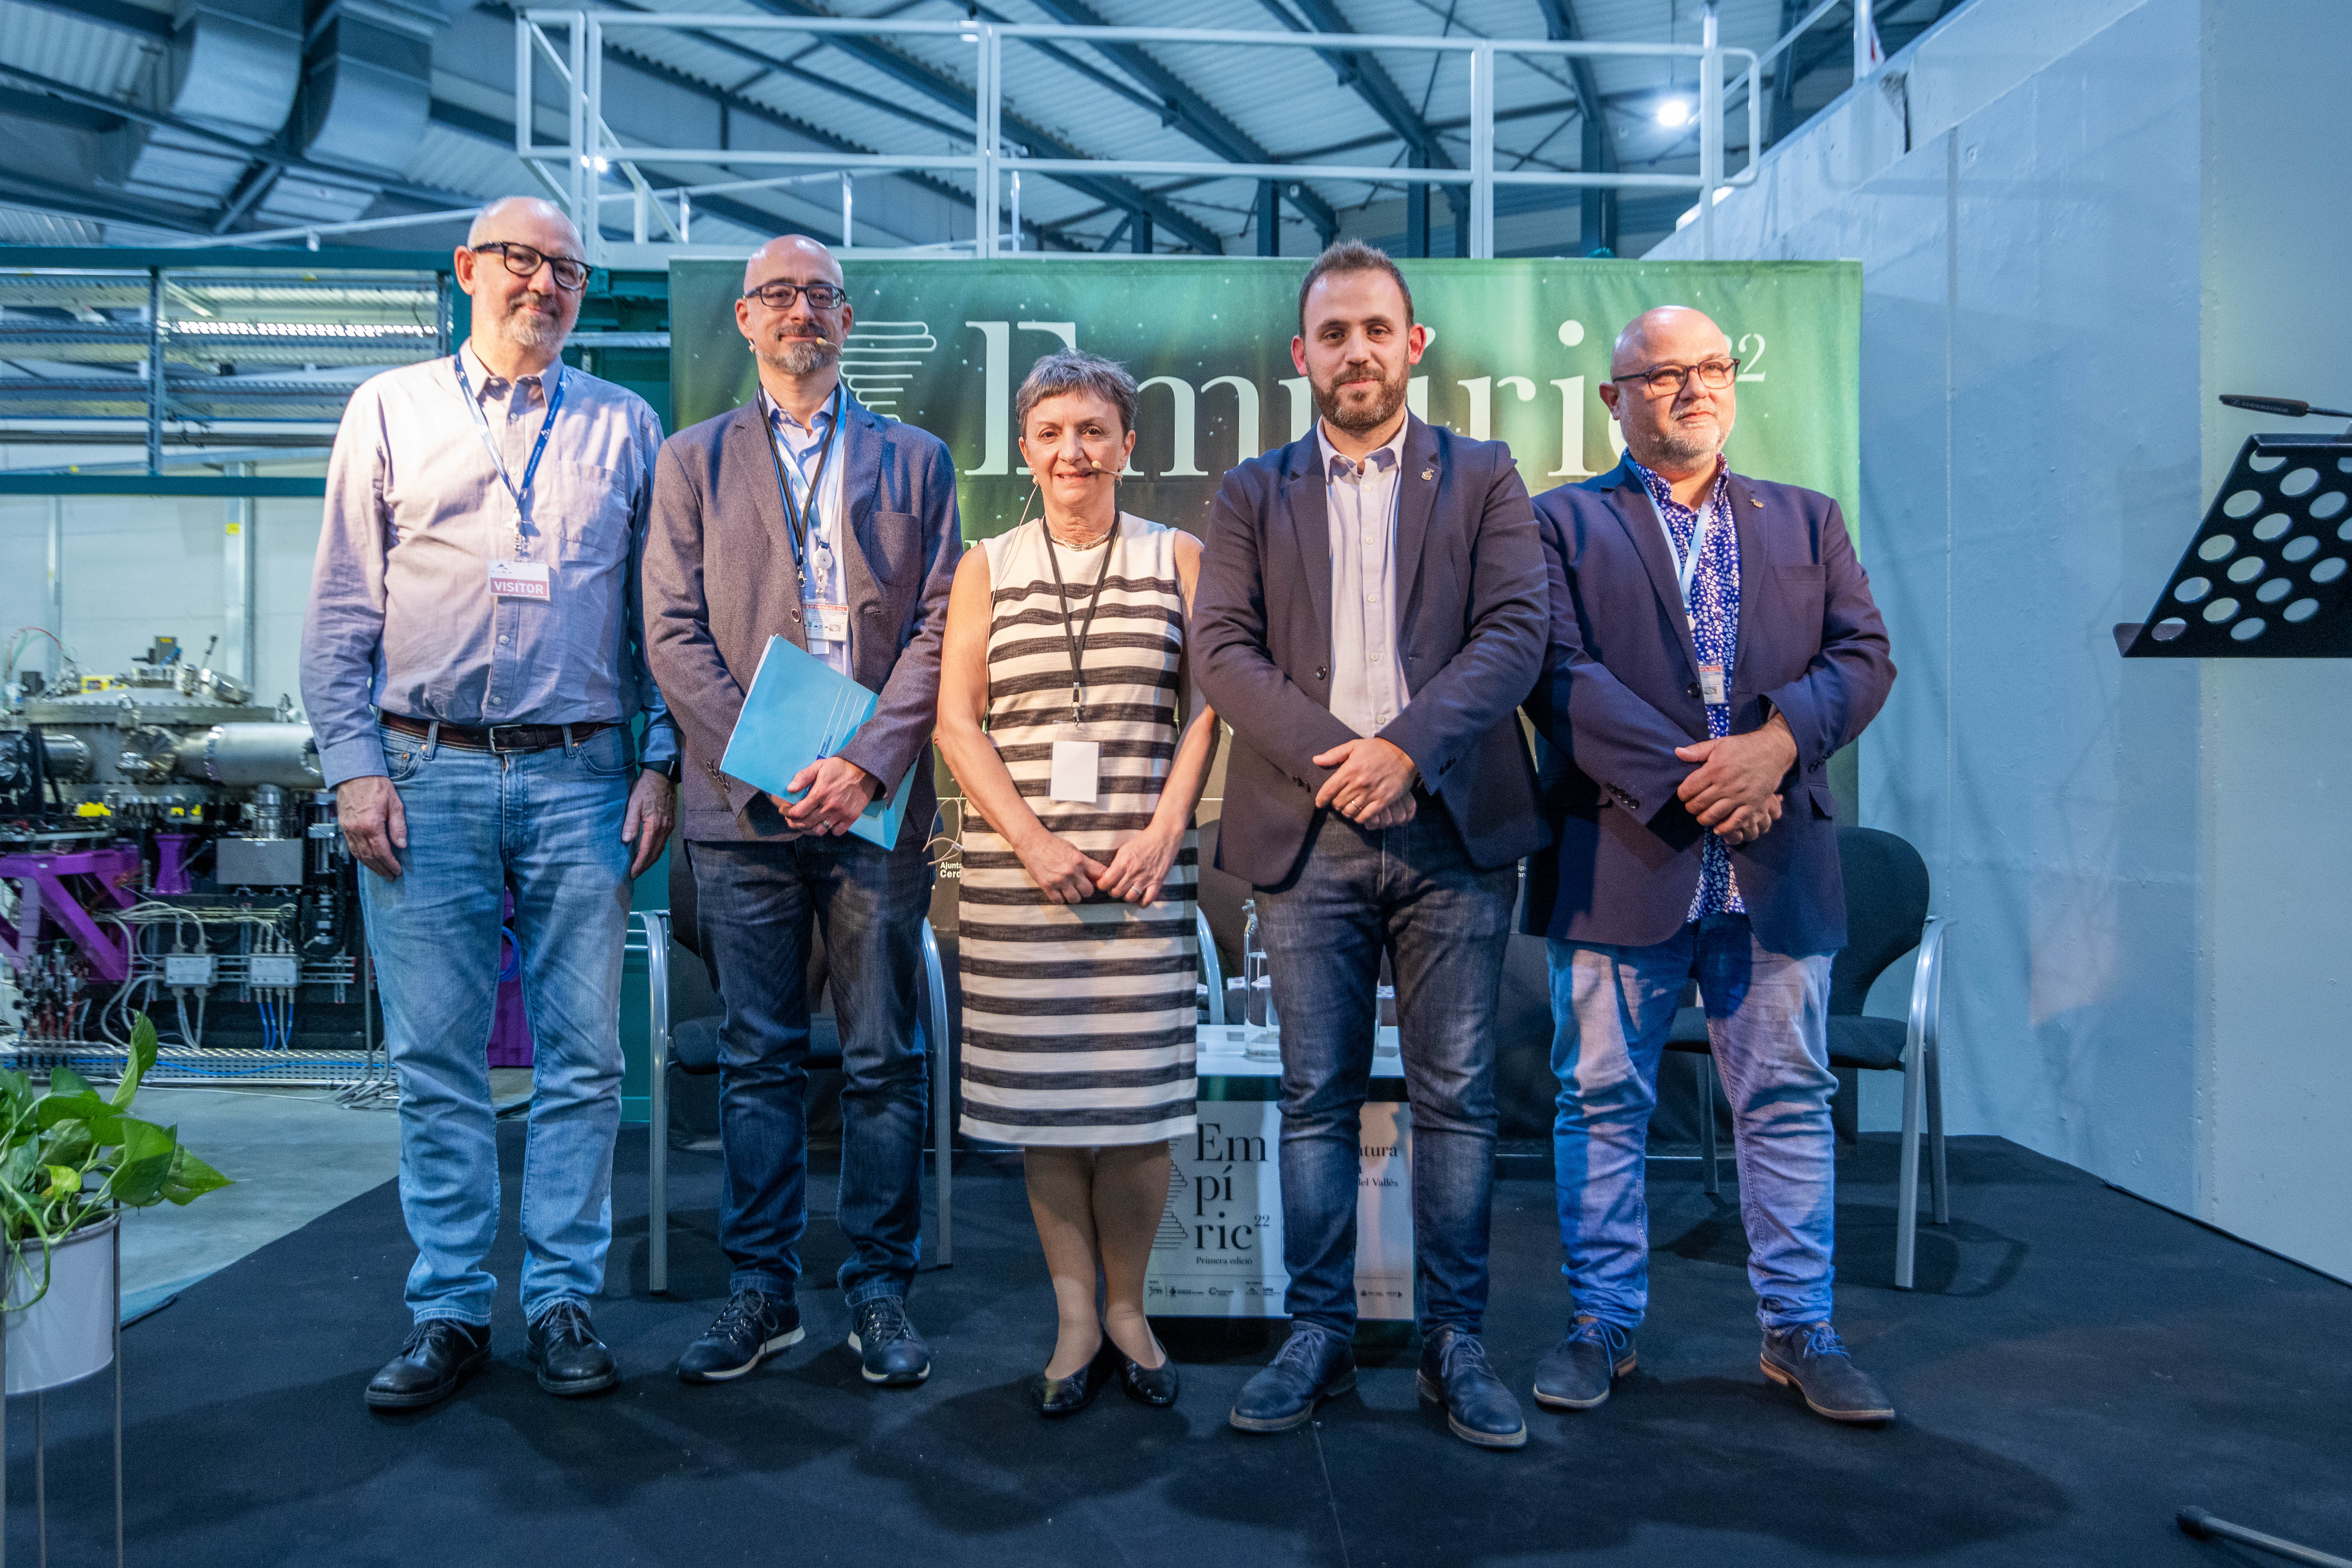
[740,280,848,311]
[469,241,589,292]
[1612,358,1741,398]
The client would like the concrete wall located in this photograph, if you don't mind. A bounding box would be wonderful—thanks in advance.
[1648,0,2350,1278]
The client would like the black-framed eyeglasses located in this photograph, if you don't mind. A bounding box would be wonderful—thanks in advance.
[740,280,848,311]
[1612,358,1741,398]
[470,241,589,292]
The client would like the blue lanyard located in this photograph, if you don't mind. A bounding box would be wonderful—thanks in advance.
[454,353,565,541]
[761,384,842,585]
[1639,469,1717,618]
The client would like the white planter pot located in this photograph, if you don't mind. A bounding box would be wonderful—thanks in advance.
[3,1212,118,1395]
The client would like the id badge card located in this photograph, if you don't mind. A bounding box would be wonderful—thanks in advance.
[1048,732,1101,804]
[489,559,551,600]
[803,598,850,647]
[1698,665,1728,705]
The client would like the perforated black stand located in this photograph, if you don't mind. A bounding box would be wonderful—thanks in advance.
[2115,434,2352,657]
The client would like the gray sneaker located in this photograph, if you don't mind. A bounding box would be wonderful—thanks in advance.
[1760,1322,1895,1423]
[1532,1318,1635,1411]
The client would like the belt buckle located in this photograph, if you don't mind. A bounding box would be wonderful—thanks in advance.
[486,724,534,754]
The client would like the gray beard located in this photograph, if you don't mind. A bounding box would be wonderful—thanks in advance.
[493,297,564,353]
[762,335,840,376]
[1314,362,1409,434]
[1648,413,1733,467]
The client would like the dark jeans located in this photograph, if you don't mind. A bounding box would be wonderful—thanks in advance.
[1258,805,1516,1338]
[689,832,933,1307]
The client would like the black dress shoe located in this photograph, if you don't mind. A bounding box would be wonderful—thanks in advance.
[678,1289,804,1384]
[526,1301,618,1397]
[1416,1326,1527,1449]
[848,1296,931,1387]
[1229,1324,1355,1433]
[1033,1342,1121,1417]
[365,1318,492,1411]
[1120,1349,1180,1409]
[1532,1318,1636,1411]
[1760,1322,1895,1423]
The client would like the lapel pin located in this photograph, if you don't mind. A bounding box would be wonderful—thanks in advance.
[1421,467,1435,481]
[1749,497,1762,507]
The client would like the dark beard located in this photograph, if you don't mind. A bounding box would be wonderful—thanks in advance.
[1313,358,1409,434]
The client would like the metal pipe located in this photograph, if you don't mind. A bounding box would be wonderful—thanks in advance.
[840,171,853,249]
[1854,0,1876,82]
[144,268,163,475]
[1700,2,1722,261]
[45,495,62,682]
[1468,42,1494,258]
[2178,1509,2352,1568]
[179,723,322,788]
[223,462,254,684]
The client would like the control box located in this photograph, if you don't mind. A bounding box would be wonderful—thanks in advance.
[217,837,306,887]
[247,954,301,988]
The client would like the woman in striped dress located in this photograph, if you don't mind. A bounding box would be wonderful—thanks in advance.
[936,351,1220,1416]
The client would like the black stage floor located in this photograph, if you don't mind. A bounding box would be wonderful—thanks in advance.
[16,1126,2350,1567]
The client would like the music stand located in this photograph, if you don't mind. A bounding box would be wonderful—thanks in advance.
[2130,403,2352,1568]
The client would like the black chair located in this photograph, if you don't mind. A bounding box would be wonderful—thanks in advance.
[627,847,956,1294]
[1664,825,1952,1289]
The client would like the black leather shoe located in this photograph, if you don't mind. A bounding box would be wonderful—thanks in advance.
[526,1301,618,1397]
[1417,1326,1527,1449]
[848,1296,931,1386]
[365,1318,492,1411]
[1760,1322,1895,1423]
[1532,1318,1636,1411]
[1120,1349,1180,1409]
[678,1288,804,1384]
[1229,1324,1356,1433]
[1032,1342,1120,1417]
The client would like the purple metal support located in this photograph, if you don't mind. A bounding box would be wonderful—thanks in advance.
[152,834,195,896]
[0,848,140,983]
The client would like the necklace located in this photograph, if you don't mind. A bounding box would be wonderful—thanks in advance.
[1043,515,1115,549]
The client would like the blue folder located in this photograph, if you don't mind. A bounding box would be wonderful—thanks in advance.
[718,635,916,851]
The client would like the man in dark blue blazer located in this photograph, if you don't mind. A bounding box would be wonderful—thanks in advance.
[1195,242,1548,1450]
[1521,306,1896,1425]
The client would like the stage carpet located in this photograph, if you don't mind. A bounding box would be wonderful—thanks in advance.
[13,1127,2348,1566]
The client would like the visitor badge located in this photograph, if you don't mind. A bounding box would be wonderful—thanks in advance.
[803,598,850,646]
[1049,738,1100,804]
[1699,665,1727,705]
[489,559,551,600]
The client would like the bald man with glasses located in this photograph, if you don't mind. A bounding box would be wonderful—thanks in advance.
[305,197,678,1411]
[1519,306,1896,1426]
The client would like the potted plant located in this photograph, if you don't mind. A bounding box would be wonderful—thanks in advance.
[0,1014,230,1393]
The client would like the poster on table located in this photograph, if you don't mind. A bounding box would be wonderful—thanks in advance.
[1140,1100,1413,1321]
[667,257,1864,547]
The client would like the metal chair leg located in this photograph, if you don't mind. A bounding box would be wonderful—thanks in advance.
[922,920,954,1269]
[1698,1055,1720,1197]
[638,910,672,1297]
[1895,1037,1925,1291]
[1926,1035,1949,1227]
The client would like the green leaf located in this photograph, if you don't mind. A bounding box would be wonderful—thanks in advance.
[40,1165,80,1202]
[107,1118,179,1208]
[113,1015,158,1108]
[36,1126,94,1170]
[48,1066,93,1100]
[34,1090,117,1135]
[160,1147,230,1205]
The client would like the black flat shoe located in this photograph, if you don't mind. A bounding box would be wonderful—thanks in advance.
[1033,1343,1119,1417]
[1120,1353,1180,1408]
[365,1318,492,1411]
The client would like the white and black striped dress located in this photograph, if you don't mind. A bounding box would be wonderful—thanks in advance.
[957,514,1198,1148]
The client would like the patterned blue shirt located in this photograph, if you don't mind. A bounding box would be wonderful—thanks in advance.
[1630,456,1745,919]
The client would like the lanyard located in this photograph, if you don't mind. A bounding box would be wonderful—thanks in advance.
[1641,474,1717,614]
[761,385,843,589]
[1043,513,1120,726]
[454,354,565,545]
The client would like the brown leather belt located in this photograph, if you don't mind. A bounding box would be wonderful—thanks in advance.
[380,713,616,754]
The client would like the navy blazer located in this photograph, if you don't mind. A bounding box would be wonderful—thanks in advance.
[1194,414,1550,888]
[644,390,963,843]
[1521,458,1894,955]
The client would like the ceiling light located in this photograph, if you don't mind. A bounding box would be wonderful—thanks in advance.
[1654,98,1693,129]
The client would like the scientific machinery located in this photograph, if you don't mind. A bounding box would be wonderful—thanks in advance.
[0,633,379,1086]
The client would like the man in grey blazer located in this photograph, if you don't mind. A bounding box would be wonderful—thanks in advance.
[644,235,961,1389]
[1194,241,1550,1449]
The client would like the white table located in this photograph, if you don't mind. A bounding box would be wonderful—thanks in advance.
[1145,1025,1415,1320]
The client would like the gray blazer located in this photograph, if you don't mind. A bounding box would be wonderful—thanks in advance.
[1194,414,1550,888]
[644,388,963,844]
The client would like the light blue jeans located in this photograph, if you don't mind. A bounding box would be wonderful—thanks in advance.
[1547,914,1837,1333]
[357,722,633,1326]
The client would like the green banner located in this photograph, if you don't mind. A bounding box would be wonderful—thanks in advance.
[671,257,1860,544]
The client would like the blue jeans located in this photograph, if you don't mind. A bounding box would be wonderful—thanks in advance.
[688,833,931,1307]
[1547,914,1837,1333]
[357,722,633,1326]
[1258,806,1515,1339]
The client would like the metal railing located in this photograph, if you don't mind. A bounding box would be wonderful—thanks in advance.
[514,12,1764,263]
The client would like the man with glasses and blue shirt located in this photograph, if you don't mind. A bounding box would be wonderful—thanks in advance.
[304,196,678,1411]
[643,235,961,1391]
[1520,306,1896,1425]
